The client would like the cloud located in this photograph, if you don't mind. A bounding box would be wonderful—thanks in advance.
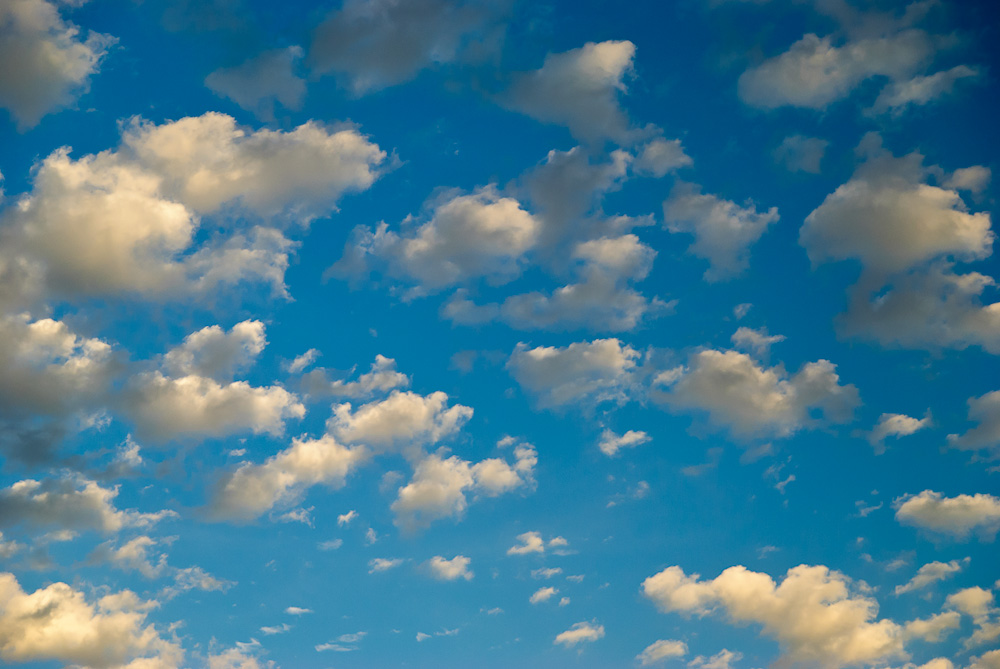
[285,606,312,615]
[328,390,472,452]
[504,40,638,143]
[655,348,859,439]
[738,30,935,110]
[206,646,273,669]
[391,442,535,531]
[0,572,182,667]
[971,650,1000,669]
[731,326,785,357]
[507,531,567,555]
[206,46,306,120]
[947,391,1000,459]
[870,65,980,115]
[0,0,115,129]
[163,320,266,381]
[945,587,1000,648]
[946,166,992,195]
[368,557,404,573]
[598,428,651,456]
[643,563,919,667]
[895,560,967,595]
[530,586,558,604]
[207,434,367,521]
[664,182,779,280]
[869,412,931,452]
[427,555,473,581]
[636,639,687,665]
[894,490,1000,540]
[507,338,640,409]
[337,510,358,526]
[310,0,507,95]
[302,355,410,398]
[0,473,174,534]
[773,135,828,174]
[553,620,604,647]
[634,138,692,177]
[688,649,742,669]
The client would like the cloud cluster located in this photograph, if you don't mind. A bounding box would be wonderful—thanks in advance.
[894,490,1000,540]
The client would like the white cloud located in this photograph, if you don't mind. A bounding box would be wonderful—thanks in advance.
[532,567,562,579]
[368,557,404,573]
[303,354,410,399]
[285,348,320,375]
[206,46,306,120]
[947,391,1000,459]
[285,606,311,615]
[738,30,935,110]
[0,0,115,128]
[553,620,604,647]
[945,166,991,195]
[207,434,367,521]
[125,372,305,442]
[688,649,742,669]
[504,40,637,143]
[0,473,173,534]
[870,65,980,115]
[530,586,558,604]
[773,135,828,174]
[801,140,993,275]
[0,572,182,667]
[642,563,920,667]
[310,0,505,94]
[869,412,931,452]
[635,138,692,177]
[163,320,266,381]
[391,442,535,531]
[427,555,473,581]
[329,390,472,452]
[664,182,779,280]
[337,510,358,526]
[731,326,785,357]
[207,646,272,669]
[507,531,567,555]
[637,639,687,665]
[895,560,967,595]
[507,338,639,409]
[598,428,651,456]
[971,650,1000,669]
[894,490,1000,540]
[945,587,1000,648]
[656,348,859,439]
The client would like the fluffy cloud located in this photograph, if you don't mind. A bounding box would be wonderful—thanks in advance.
[504,40,637,143]
[971,650,1000,669]
[0,474,173,534]
[731,326,785,357]
[869,412,931,452]
[391,441,535,531]
[125,372,304,442]
[334,186,540,291]
[328,390,472,452]
[637,639,687,665]
[870,65,980,115]
[895,560,966,595]
[643,563,920,667]
[656,348,859,439]
[507,338,639,408]
[163,320,266,381]
[635,138,692,177]
[894,490,1000,540]
[207,435,367,521]
[773,135,828,174]
[945,587,1000,648]
[310,0,506,94]
[368,557,404,573]
[553,621,604,647]
[205,46,306,119]
[0,573,182,667]
[0,0,114,128]
[507,531,567,555]
[738,30,935,110]
[427,555,473,581]
[598,428,651,456]
[664,182,779,280]
[947,390,1000,459]
[314,355,410,398]
[530,586,558,604]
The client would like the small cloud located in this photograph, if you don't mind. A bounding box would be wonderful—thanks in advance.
[318,539,343,551]
[369,557,405,573]
[286,606,312,615]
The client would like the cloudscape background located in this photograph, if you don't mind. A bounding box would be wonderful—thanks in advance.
[0,0,998,667]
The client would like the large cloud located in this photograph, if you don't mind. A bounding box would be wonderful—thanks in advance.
[0,572,182,668]
[328,390,472,453]
[894,490,1000,540]
[642,563,950,668]
[655,348,859,439]
[163,320,266,381]
[0,0,114,129]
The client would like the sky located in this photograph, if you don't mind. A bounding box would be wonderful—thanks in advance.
[0,0,999,667]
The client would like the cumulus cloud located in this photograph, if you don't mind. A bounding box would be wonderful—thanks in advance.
[945,587,1000,649]
[0,573,182,667]
[504,40,637,143]
[688,649,742,669]
[894,490,1000,540]
[655,348,859,439]
[206,46,306,120]
[0,0,115,129]
[637,639,687,665]
[310,0,507,95]
[507,338,639,409]
[163,320,266,381]
[664,182,779,280]
[870,65,980,116]
[391,441,535,531]
[333,186,540,291]
[773,135,828,174]
[553,621,604,647]
[207,435,367,521]
[302,354,410,398]
[642,563,929,667]
[0,473,174,534]
[328,390,472,453]
[427,555,473,581]
[895,560,967,595]
[598,428,651,456]
[947,391,1000,459]
[946,166,992,196]
[869,412,931,452]
[507,531,567,555]
[634,138,692,177]
[731,326,785,357]
[368,557,404,573]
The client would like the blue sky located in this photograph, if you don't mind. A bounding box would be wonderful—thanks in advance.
[0,0,998,667]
